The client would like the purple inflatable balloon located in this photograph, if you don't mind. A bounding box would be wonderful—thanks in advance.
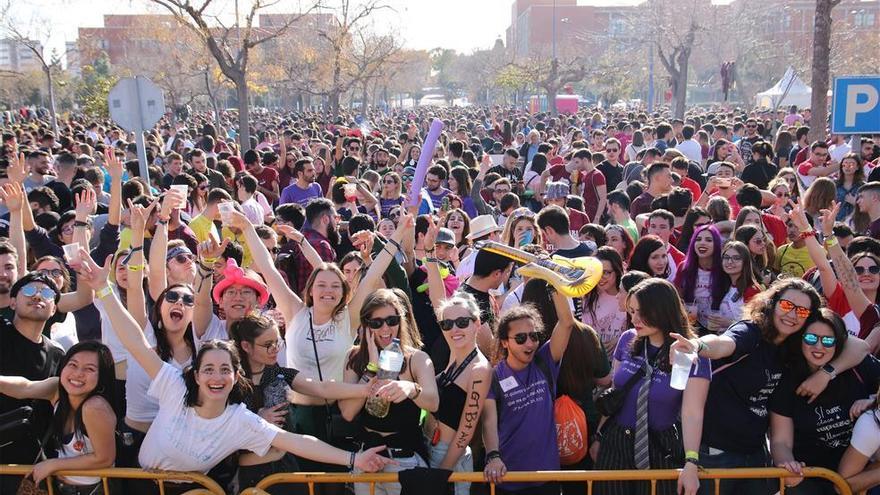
[407,118,445,207]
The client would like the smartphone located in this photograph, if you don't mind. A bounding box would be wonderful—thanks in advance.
[441,196,450,212]
[717,178,732,189]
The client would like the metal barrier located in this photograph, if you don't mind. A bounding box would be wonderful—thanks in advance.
[244,467,853,495]
[0,465,225,495]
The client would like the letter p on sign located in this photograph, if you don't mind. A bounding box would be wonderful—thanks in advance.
[832,77,880,135]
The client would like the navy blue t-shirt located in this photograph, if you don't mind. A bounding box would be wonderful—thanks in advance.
[769,355,880,469]
[702,321,785,454]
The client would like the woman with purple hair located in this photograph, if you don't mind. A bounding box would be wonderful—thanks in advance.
[674,225,726,335]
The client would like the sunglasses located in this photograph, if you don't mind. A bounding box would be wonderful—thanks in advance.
[439,316,475,331]
[402,175,413,182]
[778,298,811,319]
[605,148,619,152]
[20,284,56,300]
[255,340,285,352]
[365,315,401,329]
[164,291,195,306]
[349,146,361,152]
[775,192,790,198]
[171,253,194,264]
[269,247,281,255]
[199,184,209,190]
[38,268,64,278]
[803,332,836,348]
[510,332,541,345]
[855,265,880,275]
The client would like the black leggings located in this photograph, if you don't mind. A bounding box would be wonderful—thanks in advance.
[238,454,308,495]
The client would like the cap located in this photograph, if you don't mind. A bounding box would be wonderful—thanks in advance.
[436,228,456,246]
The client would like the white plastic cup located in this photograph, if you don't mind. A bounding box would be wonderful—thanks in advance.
[218,202,234,224]
[170,185,188,209]
[670,349,697,391]
[63,242,81,266]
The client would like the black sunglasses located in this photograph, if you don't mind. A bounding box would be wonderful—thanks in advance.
[855,265,880,275]
[365,315,401,329]
[38,268,64,279]
[165,291,195,306]
[439,316,475,331]
[510,332,541,345]
[171,254,194,264]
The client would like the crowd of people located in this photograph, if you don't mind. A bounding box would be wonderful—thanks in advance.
[0,103,879,495]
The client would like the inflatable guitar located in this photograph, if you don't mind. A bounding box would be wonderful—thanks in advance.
[474,241,603,298]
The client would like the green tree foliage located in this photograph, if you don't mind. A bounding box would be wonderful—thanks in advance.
[76,53,116,117]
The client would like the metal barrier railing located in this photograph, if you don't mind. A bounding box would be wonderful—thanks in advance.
[0,465,225,495]
[243,467,853,495]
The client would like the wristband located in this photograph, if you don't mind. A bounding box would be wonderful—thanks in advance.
[685,450,699,461]
[74,220,89,227]
[348,451,356,471]
[366,362,379,373]
[129,246,144,254]
[387,238,402,251]
[696,340,708,355]
[824,236,838,248]
[126,264,145,271]
[485,450,501,463]
[797,230,815,241]
[95,286,113,300]
[157,218,169,225]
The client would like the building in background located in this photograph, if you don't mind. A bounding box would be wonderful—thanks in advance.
[0,38,43,73]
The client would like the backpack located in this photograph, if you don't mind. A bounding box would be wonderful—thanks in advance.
[490,353,588,466]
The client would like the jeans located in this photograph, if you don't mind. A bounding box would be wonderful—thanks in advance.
[428,440,473,495]
[697,445,774,495]
[353,452,427,495]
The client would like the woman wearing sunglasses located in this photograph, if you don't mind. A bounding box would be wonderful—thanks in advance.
[481,264,577,495]
[338,289,439,495]
[233,313,376,495]
[378,172,405,219]
[793,202,880,338]
[734,225,776,287]
[769,308,880,494]
[423,255,493,495]
[671,278,869,495]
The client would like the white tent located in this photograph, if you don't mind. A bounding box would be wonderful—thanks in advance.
[756,67,812,109]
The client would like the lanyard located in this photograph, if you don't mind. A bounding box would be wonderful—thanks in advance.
[437,349,478,388]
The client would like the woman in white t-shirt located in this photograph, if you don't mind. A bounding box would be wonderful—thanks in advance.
[0,342,117,492]
[583,247,627,355]
[227,208,412,474]
[673,225,726,333]
[839,390,880,493]
[74,251,393,485]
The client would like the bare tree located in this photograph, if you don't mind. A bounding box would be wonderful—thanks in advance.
[148,0,318,151]
[1,2,65,134]
[809,0,842,142]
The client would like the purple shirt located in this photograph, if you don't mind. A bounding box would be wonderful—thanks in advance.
[612,329,711,430]
[488,342,560,489]
[425,188,451,210]
[280,182,323,206]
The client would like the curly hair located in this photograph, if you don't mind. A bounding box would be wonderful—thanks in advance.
[744,278,820,345]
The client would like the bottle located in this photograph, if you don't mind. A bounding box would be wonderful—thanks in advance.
[365,338,404,418]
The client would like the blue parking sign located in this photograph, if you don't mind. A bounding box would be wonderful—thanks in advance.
[832,76,880,134]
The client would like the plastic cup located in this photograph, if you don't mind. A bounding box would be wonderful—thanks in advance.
[218,202,234,224]
[344,183,357,202]
[670,349,697,391]
[685,303,699,325]
[170,185,188,209]
[63,242,81,266]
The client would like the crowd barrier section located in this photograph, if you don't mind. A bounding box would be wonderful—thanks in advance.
[0,465,225,495]
[243,467,854,495]
[0,466,858,495]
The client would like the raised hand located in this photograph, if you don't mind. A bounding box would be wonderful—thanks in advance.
[480,153,492,175]
[159,189,185,220]
[818,201,840,237]
[351,230,374,260]
[75,250,113,292]
[226,209,251,231]
[128,199,157,234]
[104,148,124,181]
[0,182,25,212]
[198,236,230,262]
[7,152,27,184]
[787,201,811,232]
[275,224,304,244]
[74,188,98,221]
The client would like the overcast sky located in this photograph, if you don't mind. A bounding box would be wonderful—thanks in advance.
[11,0,644,63]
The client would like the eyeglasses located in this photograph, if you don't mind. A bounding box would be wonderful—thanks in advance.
[365,315,401,329]
[199,184,209,190]
[803,332,836,348]
[439,316,475,331]
[224,288,257,298]
[855,265,880,275]
[164,291,195,306]
[255,340,285,352]
[171,253,194,264]
[722,255,743,262]
[510,332,541,345]
[38,268,64,279]
[20,284,56,300]
[62,224,76,234]
[778,298,811,319]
